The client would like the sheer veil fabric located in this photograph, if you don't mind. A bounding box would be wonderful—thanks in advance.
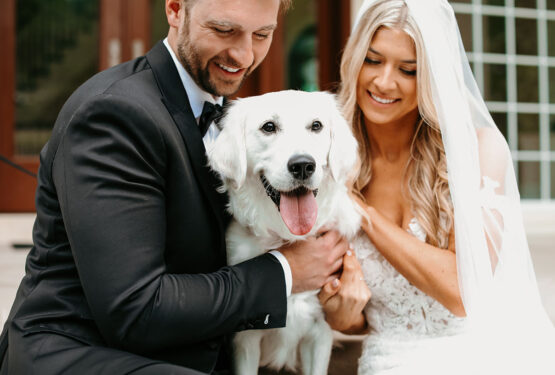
[353,0,555,372]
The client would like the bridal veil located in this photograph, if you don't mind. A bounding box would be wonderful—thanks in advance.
[352,0,555,372]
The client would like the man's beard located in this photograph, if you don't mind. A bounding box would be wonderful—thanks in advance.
[176,29,251,97]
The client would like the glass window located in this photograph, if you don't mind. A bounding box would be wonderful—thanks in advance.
[517,113,539,151]
[15,0,99,156]
[284,1,317,91]
[548,20,555,57]
[549,67,555,103]
[518,161,541,199]
[550,115,555,151]
[517,65,539,103]
[491,112,508,142]
[455,13,473,52]
[453,0,555,200]
[515,18,537,55]
[515,0,537,7]
[552,162,555,199]
[483,16,506,54]
[483,64,507,101]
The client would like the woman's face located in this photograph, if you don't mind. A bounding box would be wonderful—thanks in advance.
[356,27,419,127]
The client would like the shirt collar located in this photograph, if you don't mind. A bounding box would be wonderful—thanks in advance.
[163,38,223,119]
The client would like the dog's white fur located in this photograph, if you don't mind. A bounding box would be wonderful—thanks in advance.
[207,90,360,375]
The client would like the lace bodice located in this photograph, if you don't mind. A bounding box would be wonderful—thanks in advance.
[355,219,468,374]
[355,219,467,340]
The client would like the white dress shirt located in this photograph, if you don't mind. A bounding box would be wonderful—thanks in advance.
[162,38,292,296]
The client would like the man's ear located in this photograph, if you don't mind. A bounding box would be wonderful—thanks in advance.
[166,0,183,29]
[326,93,358,184]
[207,100,248,190]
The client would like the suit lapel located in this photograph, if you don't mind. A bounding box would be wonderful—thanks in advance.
[146,41,228,241]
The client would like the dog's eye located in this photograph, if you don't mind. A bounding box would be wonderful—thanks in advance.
[261,121,277,134]
[311,121,323,132]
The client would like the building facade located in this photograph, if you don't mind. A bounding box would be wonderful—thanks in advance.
[1,0,554,211]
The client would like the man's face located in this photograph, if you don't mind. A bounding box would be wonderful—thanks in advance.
[175,0,280,97]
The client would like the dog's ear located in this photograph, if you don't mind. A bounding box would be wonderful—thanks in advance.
[326,93,358,184]
[207,100,247,189]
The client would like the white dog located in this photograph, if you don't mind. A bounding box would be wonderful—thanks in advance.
[207,90,360,375]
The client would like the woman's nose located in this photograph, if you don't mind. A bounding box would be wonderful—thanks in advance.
[373,66,396,92]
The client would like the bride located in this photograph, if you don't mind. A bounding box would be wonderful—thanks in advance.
[318,0,555,373]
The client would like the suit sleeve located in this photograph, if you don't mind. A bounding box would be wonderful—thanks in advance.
[53,93,287,353]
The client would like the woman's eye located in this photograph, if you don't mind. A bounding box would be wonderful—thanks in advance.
[261,122,277,133]
[311,121,323,132]
[401,68,417,76]
[364,57,380,65]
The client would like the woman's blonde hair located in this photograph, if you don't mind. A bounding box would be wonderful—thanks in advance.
[338,0,452,248]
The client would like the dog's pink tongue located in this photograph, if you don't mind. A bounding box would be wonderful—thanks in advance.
[279,191,317,236]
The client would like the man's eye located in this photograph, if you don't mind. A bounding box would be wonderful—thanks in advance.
[254,33,270,40]
[215,28,233,34]
[311,121,323,132]
[261,121,277,133]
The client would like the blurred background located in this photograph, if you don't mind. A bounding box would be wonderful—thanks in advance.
[1,0,555,208]
[0,0,554,373]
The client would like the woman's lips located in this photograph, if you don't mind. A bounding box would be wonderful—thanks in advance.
[368,91,399,105]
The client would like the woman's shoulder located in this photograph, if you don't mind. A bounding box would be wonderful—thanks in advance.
[475,127,509,182]
[476,127,506,150]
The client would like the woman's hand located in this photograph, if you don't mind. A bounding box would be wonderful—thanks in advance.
[318,248,371,334]
[350,192,373,234]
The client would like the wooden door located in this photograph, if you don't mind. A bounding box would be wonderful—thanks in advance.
[0,0,151,212]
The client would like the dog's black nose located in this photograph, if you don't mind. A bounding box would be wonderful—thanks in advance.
[288,155,316,180]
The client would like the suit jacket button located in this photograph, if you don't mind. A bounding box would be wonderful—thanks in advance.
[208,341,218,349]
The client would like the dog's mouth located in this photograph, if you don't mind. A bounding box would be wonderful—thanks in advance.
[260,175,318,236]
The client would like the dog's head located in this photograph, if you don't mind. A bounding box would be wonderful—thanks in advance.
[208,90,358,237]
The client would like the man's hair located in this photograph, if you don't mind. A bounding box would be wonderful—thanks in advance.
[183,0,292,13]
[280,0,292,12]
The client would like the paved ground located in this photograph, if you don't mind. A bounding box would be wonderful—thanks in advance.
[1,209,554,374]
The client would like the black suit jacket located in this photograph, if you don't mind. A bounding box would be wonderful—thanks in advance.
[0,41,287,374]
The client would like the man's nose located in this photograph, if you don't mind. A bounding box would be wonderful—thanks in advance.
[228,35,254,68]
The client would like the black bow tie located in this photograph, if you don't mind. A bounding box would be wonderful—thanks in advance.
[199,101,223,137]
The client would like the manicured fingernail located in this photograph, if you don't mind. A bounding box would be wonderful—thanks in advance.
[346,250,353,256]
[332,279,339,288]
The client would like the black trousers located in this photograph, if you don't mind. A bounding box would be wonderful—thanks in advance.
[0,330,211,375]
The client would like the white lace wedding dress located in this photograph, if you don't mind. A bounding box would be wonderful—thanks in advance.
[354,218,469,375]
[353,176,555,374]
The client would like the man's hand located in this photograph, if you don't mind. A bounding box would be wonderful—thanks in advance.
[318,249,371,333]
[279,229,349,293]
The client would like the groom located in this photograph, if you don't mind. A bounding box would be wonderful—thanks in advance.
[0,0,350,374]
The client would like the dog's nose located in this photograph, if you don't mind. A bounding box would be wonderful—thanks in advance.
[288,155,316,180]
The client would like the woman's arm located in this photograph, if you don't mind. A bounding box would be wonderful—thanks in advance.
[357,199,465,317]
